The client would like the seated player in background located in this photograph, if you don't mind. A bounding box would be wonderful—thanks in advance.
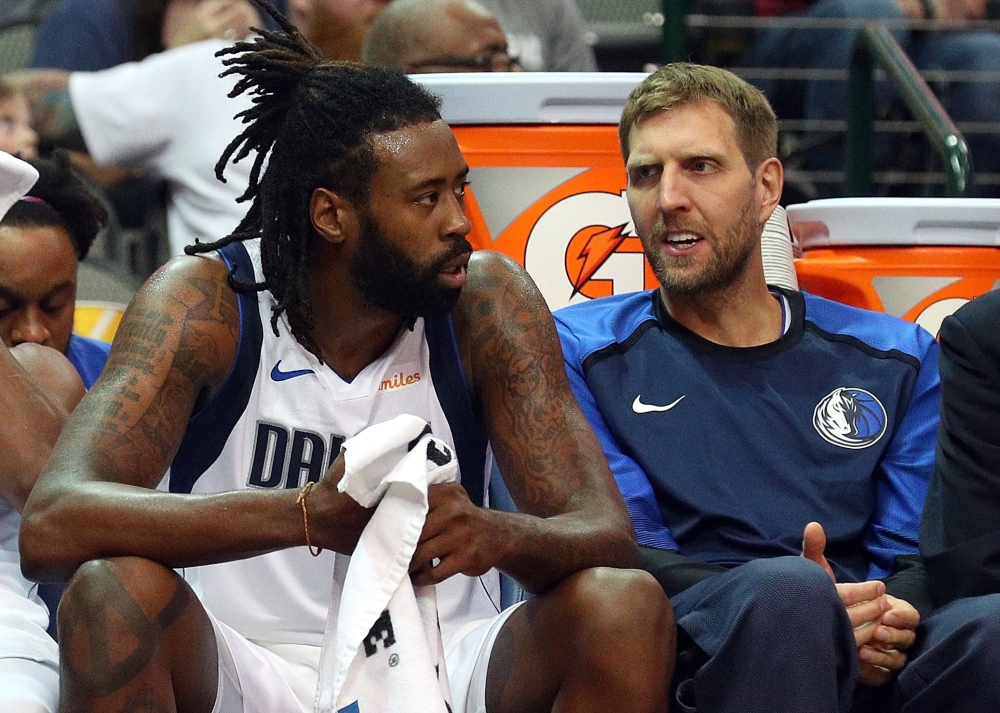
[555,62,1000,712]
[0,150,86,713]
[0,151,111,388]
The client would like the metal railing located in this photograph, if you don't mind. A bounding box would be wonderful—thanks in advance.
[650,3,981,196]
[846,22,971,196]
[662,0,690,64]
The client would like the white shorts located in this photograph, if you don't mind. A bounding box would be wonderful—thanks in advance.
[209,602,524,713]
[0,656,59,713]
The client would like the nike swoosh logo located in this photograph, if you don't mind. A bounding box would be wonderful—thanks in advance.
[632,394,685,414]
[270,360,315,382]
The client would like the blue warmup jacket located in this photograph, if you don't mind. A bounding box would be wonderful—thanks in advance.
[66,333,111,389]
[555,288,940,583]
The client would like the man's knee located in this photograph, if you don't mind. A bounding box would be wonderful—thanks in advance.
[60,557,181,629]
[550,567,675,649]
[57,556,191,669]
[58,557,216,703]
[939,593,1000,661]
[735,557,840,618]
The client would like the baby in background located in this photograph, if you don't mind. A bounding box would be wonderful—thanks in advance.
[0,81,38,160]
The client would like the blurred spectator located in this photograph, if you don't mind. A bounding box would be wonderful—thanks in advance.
[746,0,1000,196]
[287,0,393,61]
[0,82,38,160]
[0,151,111,387]
[30,0,286,72]
[477,0,597,71]
[9,0,389,259]
[28,0,288,265]
[362,0,519,72]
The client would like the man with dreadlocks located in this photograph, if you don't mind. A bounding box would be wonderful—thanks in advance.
[19,7,675,713]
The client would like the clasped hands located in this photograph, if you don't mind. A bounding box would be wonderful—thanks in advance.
[801,522,920,686]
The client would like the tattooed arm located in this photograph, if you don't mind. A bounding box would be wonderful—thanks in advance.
[411,251,638,595]
[20,256,369,582]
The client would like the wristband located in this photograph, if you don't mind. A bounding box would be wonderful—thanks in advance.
[297,481,323,557]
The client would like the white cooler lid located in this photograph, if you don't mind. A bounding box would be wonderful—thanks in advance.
[412,72,647,125]
[786,197,1000,248]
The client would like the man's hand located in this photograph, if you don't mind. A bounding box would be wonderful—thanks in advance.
[163,0,263,49]
[802,521,920,685]
[308,451,374,555]
[857,595,920,686]
[801,520,837,579]
[410,482,502,586]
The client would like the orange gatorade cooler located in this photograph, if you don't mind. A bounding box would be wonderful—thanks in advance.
[787,198,1000,336]
[415,73,656,311]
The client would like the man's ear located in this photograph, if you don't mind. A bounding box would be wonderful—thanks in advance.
[310,187,358,245]
[754,157,784,224]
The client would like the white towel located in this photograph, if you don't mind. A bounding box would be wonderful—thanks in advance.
[315,414,456,713]
[0,151,39,221]
[761,205,800,291]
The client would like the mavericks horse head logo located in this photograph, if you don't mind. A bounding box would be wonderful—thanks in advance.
[812,388,887,450]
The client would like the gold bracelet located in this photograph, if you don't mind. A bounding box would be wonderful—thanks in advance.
[296,481,323,557]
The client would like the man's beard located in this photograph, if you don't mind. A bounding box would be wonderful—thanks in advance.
[349,209,472,319]
[642,192,761,298]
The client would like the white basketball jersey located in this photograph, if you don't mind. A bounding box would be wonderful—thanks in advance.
[0,505,57,662]
[171,241,500,648]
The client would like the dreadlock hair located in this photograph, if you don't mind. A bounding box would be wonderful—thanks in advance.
[188,0,444,359]
[0,150,108,260]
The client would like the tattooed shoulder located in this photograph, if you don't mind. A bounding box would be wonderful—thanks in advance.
[454,250,589,515]
[70,255,241,484]
[454,250,550,375]
[113,255,239,387]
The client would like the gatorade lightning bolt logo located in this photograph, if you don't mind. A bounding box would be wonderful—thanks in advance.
[570,223,630,298]
[524,191,650,310]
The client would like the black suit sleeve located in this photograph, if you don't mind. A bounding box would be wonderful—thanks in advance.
[920,291,1000,606]
[639,545,728,597]
[882,554,934,619]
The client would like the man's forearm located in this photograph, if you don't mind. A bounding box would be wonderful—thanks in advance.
[20,483,306,582]
[19,472,371,582]
[487,508,639,594]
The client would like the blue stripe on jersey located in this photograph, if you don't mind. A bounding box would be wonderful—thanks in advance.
[170,242,263,494]
[426,314,487,508]
[802,292,928,363]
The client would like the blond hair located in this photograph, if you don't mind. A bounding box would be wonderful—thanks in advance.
[619,63,777,172]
